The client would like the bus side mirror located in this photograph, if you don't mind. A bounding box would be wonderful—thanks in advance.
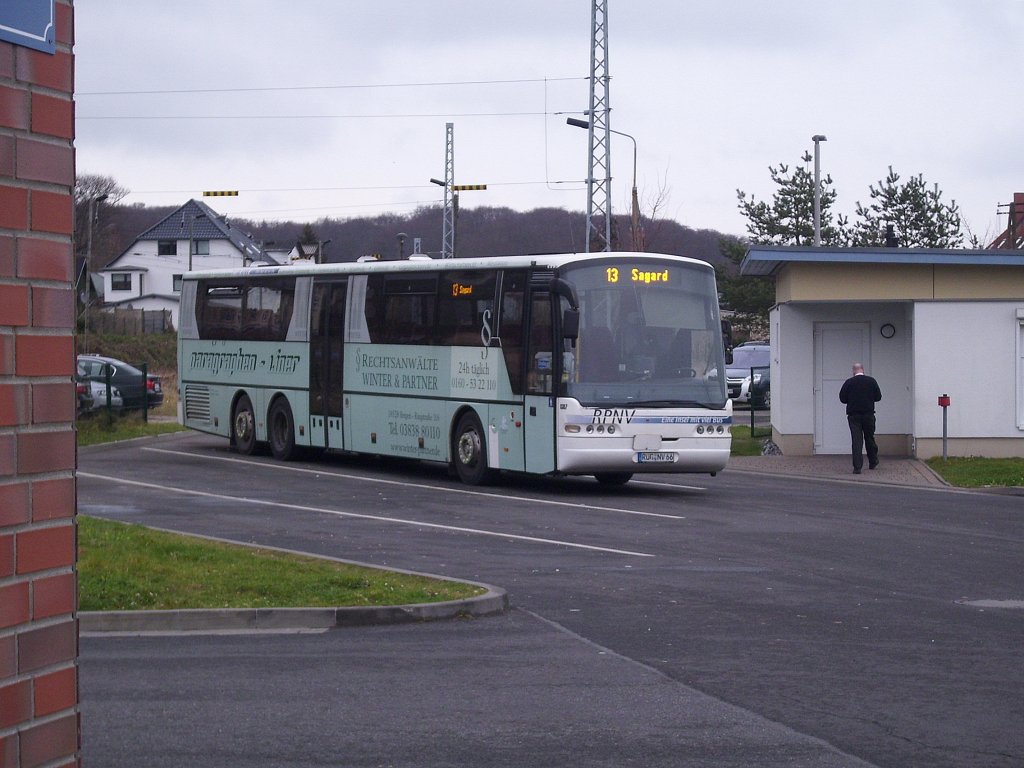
[549,278,579,310]
[562,308,580,340]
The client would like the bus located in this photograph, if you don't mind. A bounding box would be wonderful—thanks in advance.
[177,252,732,485]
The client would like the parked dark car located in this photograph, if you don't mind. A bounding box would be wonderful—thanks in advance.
[76,354,163,411]
[76,362,124,416]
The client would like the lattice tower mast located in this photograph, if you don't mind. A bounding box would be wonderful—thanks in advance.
[441,122,455,258]
[585,0,612,252]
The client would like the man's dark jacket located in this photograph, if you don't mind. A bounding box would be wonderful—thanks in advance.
[839,374,881,415]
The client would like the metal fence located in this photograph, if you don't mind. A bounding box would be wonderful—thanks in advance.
[748,365,771,438]
[86,308,173,335]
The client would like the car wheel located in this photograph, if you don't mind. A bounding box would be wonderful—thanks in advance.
[268,398,298,461]
[452,411,494,485]
[232,394,258,455]
[762,388,771,409]
[594,472,633,486]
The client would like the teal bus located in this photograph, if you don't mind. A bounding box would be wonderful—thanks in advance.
[177,252,732,485]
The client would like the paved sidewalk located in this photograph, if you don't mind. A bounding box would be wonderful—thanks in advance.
[727,453,949,488]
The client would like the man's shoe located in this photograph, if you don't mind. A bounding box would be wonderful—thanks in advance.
[869,462,879,470]
[853,468,862,474]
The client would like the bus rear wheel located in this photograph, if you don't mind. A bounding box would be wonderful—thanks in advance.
[452,412,494,485]
[268,398,298,461]
[232,395,258,455]
[594,472,633,486]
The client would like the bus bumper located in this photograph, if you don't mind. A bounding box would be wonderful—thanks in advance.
[556,436,731,475]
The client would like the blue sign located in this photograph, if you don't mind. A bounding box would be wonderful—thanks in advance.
[0,1,56,54]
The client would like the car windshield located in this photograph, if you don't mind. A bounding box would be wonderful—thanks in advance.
[560,259,728,408]
[730,347,769,369]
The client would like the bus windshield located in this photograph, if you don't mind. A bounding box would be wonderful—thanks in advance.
[561,259,728,408]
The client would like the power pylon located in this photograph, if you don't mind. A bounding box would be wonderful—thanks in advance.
[441,122,455,258]
[584,0,612,252]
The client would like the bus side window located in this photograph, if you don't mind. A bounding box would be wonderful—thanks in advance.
[381,275,436,345]
[361,275,385,343]
[527,293,553,395]
[499,272,526,393]
[437,270,497,346]
[196,281,242,340]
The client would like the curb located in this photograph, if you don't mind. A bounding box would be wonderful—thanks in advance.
[726,456,950,489]
[79,587,509,634]
[76,524,509,635]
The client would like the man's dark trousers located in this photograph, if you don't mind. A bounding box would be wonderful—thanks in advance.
[848,413,878,472]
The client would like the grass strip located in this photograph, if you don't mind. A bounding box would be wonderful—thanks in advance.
[729,425,766,456]
[78,515,484,611]
[925,457,1024,488]
[77,414,186,446]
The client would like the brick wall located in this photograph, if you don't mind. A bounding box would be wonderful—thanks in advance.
[0,2,80,766]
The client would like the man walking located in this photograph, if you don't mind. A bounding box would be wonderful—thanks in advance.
[839,363,882,474]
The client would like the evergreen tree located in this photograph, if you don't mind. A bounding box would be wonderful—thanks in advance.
[736,151,846,246]
[845,166,963,248]
[716,237,775,336]
[298,223,319,245]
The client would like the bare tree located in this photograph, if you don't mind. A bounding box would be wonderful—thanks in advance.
[74,173,129,207]
[630,169,673,252]
[74,174,129,258]
[74,175,130,308]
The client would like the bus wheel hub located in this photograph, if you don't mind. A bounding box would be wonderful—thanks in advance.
[458,432,480,465]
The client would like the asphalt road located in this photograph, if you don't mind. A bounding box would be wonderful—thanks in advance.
[78,432,1023,768]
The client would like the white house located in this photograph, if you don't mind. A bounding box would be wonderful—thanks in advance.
[741,245,1024,459]
[98,199,278,329]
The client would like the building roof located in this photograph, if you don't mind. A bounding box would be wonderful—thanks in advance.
[741,245,1024,277]
[128,199,275,265]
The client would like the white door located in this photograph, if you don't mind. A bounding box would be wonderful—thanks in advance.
[814,322,870,454]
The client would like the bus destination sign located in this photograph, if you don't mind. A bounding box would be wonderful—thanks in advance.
[605,267,671,285]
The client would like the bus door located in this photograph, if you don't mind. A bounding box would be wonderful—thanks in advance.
[310,278,347,449]
[524,287,556,473]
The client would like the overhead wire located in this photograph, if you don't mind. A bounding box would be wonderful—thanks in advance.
[77,75,587,97]
[78,73,592,215]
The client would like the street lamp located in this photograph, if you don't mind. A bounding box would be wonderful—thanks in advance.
[82,192,108,353]
[430,177,453,258]
[396,232,407,261]
[83,192,108,300]
[317,239,331,264]
[812,134,827,247]
[568,118,643,251]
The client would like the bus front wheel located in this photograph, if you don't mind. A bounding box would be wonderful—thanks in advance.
[233,395,258,455]
[452,412,494,485]
[268,398,298,461]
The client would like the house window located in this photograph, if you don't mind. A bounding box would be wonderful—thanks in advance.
[173,274,183,293]
[194,239,210,256]
[158,240,177,256]
[111,273,131,292]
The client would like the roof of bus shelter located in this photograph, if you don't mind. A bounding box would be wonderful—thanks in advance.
[740,245,1024,277]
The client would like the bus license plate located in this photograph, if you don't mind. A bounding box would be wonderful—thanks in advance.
[636,451,677,464]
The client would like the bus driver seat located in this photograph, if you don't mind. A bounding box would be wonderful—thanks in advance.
[580,326,617,381]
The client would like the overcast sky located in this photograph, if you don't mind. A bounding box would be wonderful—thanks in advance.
[75,1,1022,245]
